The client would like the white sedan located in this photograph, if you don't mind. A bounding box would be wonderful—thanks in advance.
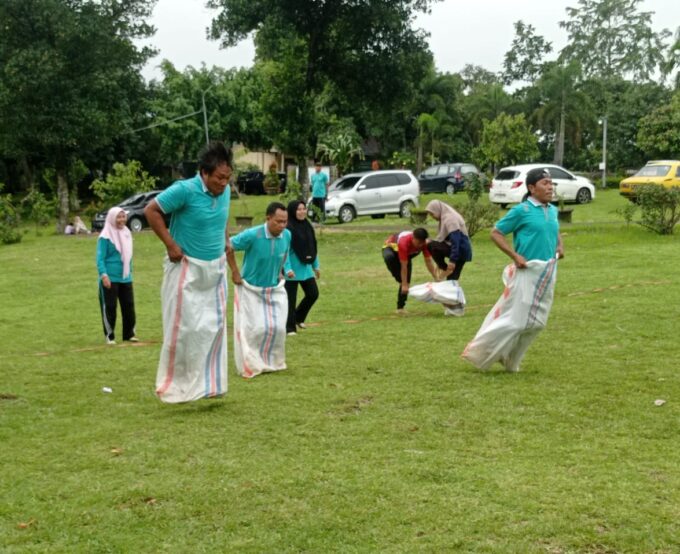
[489,163,596,207]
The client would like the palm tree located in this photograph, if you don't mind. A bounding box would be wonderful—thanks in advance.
[533,61,592,165]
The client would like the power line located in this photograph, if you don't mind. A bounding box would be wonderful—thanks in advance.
[126,109,202,134]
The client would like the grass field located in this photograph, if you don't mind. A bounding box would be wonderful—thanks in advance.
[2,189,680,552]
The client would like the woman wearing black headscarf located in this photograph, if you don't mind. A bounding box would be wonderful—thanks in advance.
[285,200,320,335]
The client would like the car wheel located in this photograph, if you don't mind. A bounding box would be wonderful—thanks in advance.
[399,200,415,218]
[128,216,143,233]
[575,187,592,204]
[500,203,508,209]
[445,183,455,195]
[338,205,355,223]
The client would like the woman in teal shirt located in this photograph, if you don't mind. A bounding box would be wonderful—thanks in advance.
[96,207,138,345]
[284,200,320,335]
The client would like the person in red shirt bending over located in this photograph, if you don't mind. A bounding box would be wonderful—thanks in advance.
[382,228,438,313]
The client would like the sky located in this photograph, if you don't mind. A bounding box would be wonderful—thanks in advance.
[140,0,679,82]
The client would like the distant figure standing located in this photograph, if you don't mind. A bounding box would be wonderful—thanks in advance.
[310,162,329,221]
[145,141,233,403]
[382,228,438,313]
[284,200,320,335]
[425,200,473,282]
[371,159,380,171]
[96,207,137,345]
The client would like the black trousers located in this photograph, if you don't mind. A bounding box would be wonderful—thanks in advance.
[99,281,136,340]
[382,247,412,309]
[311,197,325,221]
[285,278,319,332]
[428,240,466,281]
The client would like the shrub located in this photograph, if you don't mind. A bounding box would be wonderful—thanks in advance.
[614,202,638,226]
[90,160,157,206]
[280,179,304,205]
[451,173,499,238]
[0,184,22,244]
[21,190,56,233]
[636,185,680,235]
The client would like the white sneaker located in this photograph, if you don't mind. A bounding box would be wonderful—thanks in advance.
[297,322,307,329]
[287,331,297,336]
[106,338,116,345]
[127,336,140,342]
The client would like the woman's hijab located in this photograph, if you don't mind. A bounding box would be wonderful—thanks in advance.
[286,200,317,264]
[99,207,133,278]
[425,199,469,241]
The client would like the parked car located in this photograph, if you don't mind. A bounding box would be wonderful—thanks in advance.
[418,163,481,195]
[619,160,680,200]
[489,164,596,207]
[314,170,420,223]
[91,190,169,232]
[236,171,287,195]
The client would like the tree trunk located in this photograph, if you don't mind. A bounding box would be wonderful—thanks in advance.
[56,168,70,233]
[416,130,424,175]
[554,96,566,166]
[297,156,310,201]
[18,157,35,192]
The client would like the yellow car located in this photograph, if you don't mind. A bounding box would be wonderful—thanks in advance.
[620,160,680,200]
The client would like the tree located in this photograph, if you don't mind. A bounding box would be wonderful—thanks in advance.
[473,113,539,172]
[533,61,592,166]
[316,120,364,176]
[0,0,154,231]
[662,26,680,88]
[559,0,670,82]
[502,21,553,85]
[207,0,438,185]
[637,92,680,159]
[145,62,271,167]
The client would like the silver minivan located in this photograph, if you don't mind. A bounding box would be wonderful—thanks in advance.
[314,170,420,223]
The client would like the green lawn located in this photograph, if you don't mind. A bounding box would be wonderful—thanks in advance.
[2,203,680,552]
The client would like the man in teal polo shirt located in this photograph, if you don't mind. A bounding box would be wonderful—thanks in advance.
[491,167,564,265]
[228,202,293,378]
[145,141,233,403]
[310,162,329,222]
[227,202,293,287]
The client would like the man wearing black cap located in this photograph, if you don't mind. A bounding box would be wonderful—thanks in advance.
[490,167,564,266]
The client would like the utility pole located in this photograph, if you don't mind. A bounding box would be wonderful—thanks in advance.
[201,85,214,146]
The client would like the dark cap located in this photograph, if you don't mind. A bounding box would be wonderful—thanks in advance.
[526,167,551,186]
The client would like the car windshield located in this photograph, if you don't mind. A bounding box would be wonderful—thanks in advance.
[495,170,519,180]
[636,165,670,177]
[331,176,361,191]
[119,194,145,207]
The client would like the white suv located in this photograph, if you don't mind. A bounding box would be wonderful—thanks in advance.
[489,163,596,208]
[318,170,420,223]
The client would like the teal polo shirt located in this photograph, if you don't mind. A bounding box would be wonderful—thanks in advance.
[311,171,329,198]
[231,224,292,287]
[495,198,559,261]
[156,174,230,261]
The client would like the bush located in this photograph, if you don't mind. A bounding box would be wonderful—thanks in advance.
[280,179,304,205]
[449,173,500,238]
[21,190,56,233]
[0,184,22,244]
[613,202,638,226]
[90,160,157,206]
[636,185,680,235]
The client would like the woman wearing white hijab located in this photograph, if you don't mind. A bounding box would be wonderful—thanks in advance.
[425,200,472,282]
[96,207,138,345]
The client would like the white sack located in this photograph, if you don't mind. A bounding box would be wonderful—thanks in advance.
[462,259,557,372]
[408,280,466,316]
[233,280,288,378]
[155,255,228,403]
